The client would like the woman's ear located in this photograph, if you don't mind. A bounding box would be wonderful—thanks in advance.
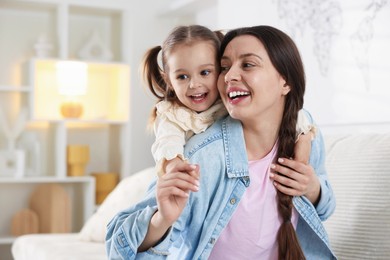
[282,83,291,95]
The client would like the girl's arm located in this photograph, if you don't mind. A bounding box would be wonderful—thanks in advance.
[152,113,188,176]
[270,111,335,219]
[105,163,200,259]
[270,109,320,204]
[294,109,316,164]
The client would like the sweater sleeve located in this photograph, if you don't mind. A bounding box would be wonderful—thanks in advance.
[151,113,187,176]
[304,110,336,221]
[296,109,317,142]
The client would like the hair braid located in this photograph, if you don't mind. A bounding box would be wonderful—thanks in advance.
[276,104,305,260]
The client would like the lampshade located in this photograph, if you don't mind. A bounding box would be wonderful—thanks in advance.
[56,61,88,118]
[56,61,88,96]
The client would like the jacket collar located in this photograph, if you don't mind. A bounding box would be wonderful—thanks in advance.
[222,117,249,178]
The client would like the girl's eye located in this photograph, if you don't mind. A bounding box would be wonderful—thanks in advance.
[200,70,211,76]
[177,74,188,80]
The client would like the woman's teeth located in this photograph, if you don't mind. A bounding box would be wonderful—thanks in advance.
[228,91,250,99]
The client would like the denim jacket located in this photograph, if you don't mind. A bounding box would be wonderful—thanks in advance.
[106,114,337,260]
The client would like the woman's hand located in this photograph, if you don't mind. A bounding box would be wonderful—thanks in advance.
[155,162,200,227]
[269,158,321,205]
[139,162,200,252]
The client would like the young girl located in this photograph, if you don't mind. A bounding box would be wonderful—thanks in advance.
[142,25,315,176]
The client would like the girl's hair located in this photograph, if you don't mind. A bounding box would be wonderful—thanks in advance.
[142,25,223,123]
[220,25,306,260]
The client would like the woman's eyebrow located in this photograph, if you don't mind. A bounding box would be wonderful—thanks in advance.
[220,56,229,61]
[220,53,263,61]
[240,53,263,61]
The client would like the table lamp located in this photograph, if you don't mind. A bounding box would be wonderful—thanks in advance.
[56,61,88,118]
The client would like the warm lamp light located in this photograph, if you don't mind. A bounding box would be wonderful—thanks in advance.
[56,61,88,118]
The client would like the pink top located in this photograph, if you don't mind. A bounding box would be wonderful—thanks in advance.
[209,145,298,260]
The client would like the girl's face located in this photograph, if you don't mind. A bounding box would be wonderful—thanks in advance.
[166,41,219,112]
[218,35,291,125]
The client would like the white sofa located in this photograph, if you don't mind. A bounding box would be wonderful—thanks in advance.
[12,133,390,260]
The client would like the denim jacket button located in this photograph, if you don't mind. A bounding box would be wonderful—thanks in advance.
[230,198,236,205]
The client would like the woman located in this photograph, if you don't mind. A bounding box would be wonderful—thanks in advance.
[106,25,336,259]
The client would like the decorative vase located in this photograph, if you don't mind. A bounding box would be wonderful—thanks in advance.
[66,145,89,176]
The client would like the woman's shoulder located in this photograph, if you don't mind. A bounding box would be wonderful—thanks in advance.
[184,116,242,157]
[185,117,225,145]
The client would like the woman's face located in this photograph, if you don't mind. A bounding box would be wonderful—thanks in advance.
[166,41,219,113]
[218,35,290,125]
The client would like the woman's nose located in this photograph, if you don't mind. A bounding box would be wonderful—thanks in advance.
[224,66,240,83]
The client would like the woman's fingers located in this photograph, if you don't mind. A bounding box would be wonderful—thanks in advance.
[270,158,309,195]
[270,157,320,202]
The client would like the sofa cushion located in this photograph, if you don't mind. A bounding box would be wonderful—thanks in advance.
[12,234,107,260]
[324,133,390,259]
[78,167,156,242]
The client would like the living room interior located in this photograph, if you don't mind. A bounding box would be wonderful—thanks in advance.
[1,0,389,259]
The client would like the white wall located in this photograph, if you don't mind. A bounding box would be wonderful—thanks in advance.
[127,0,390,173]
[190,0,390,133]
[121,0,180,174]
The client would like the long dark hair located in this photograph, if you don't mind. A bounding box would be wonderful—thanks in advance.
[220,25,306,260]
[142,25,223,123]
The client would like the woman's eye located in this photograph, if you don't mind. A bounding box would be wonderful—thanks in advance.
[220,66,229,73]
[243,62,254,68]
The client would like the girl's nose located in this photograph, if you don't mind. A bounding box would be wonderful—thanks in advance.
[189,79,201,89]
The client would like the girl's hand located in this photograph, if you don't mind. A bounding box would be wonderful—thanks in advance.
[270,158,321,205]
[155,162,200,227]
[163,157,188,175]
[139,163,200,252]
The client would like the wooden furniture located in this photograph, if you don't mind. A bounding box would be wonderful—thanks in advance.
[29,184,71,233]
[0,177,95,258]
[91,172,119,204]
[11,209,39,236]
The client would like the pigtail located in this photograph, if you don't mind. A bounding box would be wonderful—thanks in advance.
[142,46,167,101]
[142,46,172,126]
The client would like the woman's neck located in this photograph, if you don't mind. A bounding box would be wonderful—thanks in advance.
[242,120,280,161]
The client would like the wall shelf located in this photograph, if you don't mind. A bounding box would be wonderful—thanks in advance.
[0,237,16,246]
[0,85,30,92]
[30,58,129,122]
[0,1,130,259]
[0,177,95,243]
